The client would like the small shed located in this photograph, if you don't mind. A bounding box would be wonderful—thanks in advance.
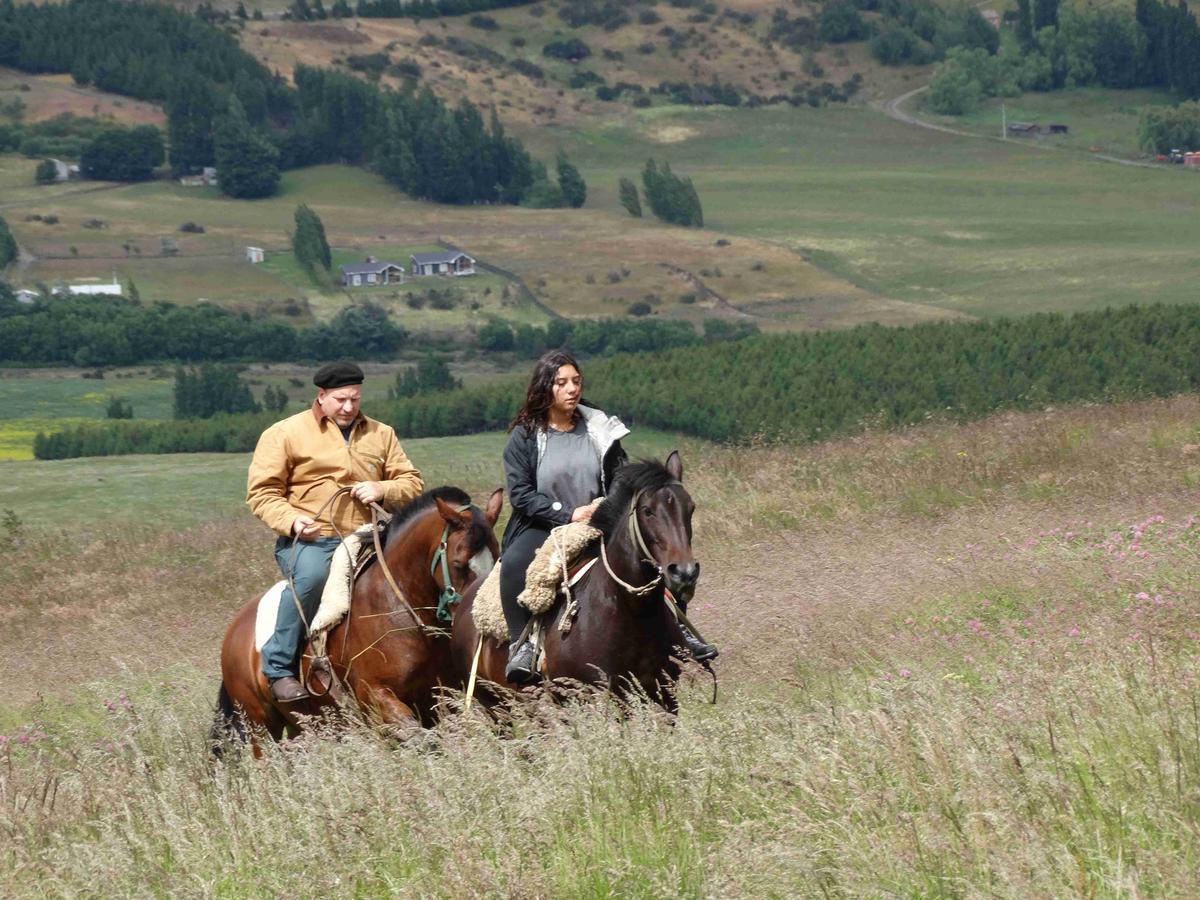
[246,246,265,264]
[1047,123,1069,134]
[410,250,476,277]
[1007,122,1040,137]
[15,289,39,304]
[340,258,405,287]
[66,281,122,296]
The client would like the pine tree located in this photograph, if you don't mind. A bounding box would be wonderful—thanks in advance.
[556,152,587,208]
[1016,0,1035,48]
[618,177,642,217]
[214,97,280,199]
[1033,0,1058,32]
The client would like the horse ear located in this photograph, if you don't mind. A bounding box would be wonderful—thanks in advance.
[665,450,683,481]
[434,496,472,529]
[484,487,504,527]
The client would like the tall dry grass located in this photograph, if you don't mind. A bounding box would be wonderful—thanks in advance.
[2,396,1199,895]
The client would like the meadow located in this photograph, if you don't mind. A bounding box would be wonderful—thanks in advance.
[2,395,1199,894]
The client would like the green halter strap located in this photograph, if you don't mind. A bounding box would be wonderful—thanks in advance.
[431,504,472,623]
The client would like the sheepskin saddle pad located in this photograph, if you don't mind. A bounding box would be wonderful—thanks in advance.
[254,525,376,651]
[471,521,602,643]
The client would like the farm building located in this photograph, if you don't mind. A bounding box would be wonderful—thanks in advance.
[245,246,265,264]
[46,159,80,182]
[410,250,475,277]
[63,281,122,296]
[15,289,39,304]
[180,167,218,187]
[340,257,405,287]
[1007,122,1040,137]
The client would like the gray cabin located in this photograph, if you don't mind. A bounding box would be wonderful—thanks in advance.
[340,257,405,287]
[410,250,476,277]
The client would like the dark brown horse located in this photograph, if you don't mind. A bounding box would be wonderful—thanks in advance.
[450,451,699,713]
[214,486,503,753]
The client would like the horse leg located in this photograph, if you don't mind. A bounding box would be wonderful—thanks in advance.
[359,684,425,742]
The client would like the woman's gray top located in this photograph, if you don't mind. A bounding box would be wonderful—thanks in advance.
[536,419,602,517]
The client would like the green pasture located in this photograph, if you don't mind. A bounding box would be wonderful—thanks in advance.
[931,86,1177,159]
[530,102,1200,319]
[0,427,692,527]
[7,88,1200,327]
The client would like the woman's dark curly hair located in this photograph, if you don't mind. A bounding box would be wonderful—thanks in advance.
[509,350,582,434]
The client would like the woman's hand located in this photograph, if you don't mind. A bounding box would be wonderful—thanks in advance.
[570,498,602,523]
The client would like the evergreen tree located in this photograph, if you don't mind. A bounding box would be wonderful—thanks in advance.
[80,126,164,181]
[1016,0,1035,48]
[35,159,58,184]
[556,152,587,208]
[214,97,280,199]
[0,215,16,268]
[173,364,260,419]
[1034,0,1058,32]
[618,177,642,217]
[167,78,220,176]
[388,354,461,398]
[292,204,332,273]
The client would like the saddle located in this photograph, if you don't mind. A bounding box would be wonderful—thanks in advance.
[472,522,602,643]
[252,524,379,652]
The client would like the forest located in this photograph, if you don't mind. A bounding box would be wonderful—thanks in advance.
[0,0,554,203]
[31,303,1200,458]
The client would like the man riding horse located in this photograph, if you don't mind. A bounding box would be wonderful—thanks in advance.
[246,362,424,704]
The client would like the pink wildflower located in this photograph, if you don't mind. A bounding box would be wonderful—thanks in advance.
[1069,627,1080,637]
[898,669,912,678]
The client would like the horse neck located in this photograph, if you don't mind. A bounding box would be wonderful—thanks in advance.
[366,512,438,617]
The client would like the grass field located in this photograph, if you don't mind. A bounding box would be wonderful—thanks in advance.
[925,86,1179,159]
[2,395,1200,894]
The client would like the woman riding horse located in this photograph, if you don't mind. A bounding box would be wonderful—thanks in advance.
[499,350,716,684]
[452,450,705,712]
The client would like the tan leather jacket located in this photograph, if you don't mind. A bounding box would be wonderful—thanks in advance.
[246,402,424,537]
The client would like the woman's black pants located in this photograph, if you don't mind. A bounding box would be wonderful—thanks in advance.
[499,526,550,644]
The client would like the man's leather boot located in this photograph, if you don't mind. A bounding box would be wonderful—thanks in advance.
[270,675,309,703]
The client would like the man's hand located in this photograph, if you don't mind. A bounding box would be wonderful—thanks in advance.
[352,481,384,505]
[570,498,603,523]
[292,515,321,541]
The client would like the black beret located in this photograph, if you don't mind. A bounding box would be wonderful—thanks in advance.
[313,362,365,389]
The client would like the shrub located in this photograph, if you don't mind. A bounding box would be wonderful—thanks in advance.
[543,39,592,62]
[819,2,868,43]
[34,158,58,184]
[468,14,498,30]
[628,301,652,316]
[178,221,206,233]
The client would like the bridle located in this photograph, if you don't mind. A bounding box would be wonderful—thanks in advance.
[429,503,472,623]
[599,482,684,597]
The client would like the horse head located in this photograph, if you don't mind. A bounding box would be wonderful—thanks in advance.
[433,487,503,593]
[593,450,699,603]
[382,485,503,618]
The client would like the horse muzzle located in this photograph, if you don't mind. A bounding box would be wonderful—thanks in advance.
[664,560,700,603]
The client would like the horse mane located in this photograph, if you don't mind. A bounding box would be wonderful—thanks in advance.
[590,459,677,540]
[384,485,473,546]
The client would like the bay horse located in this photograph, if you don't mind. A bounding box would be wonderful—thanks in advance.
[214,486,503,753]
[449,451,700,713]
